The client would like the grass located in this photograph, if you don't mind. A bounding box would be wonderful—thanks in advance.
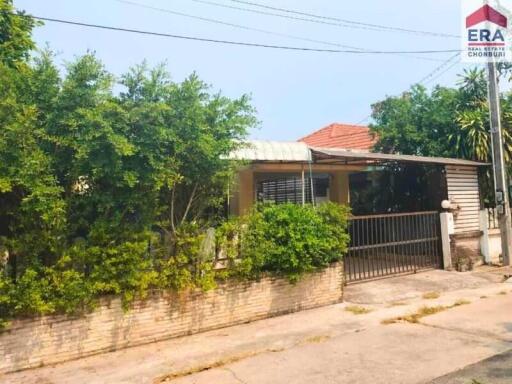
[345,305,372,315]
[381,299,471,325]
[387,301,408,307]
[453,299,471,306]
[301,335,330,344]
[422,291,440,300]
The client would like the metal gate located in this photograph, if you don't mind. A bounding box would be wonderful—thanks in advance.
[344,211,443,283]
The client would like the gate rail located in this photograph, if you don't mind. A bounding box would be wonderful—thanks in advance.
[345,211,442,283]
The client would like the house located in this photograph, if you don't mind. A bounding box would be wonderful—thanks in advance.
[227,139,488,282]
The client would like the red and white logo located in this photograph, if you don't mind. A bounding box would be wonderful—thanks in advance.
[462,1,511,62]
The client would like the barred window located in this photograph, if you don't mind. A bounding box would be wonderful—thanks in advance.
[256,174,329,204]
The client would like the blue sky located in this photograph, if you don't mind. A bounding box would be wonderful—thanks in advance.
[15,0,469,140]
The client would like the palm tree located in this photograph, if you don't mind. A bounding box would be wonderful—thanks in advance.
[450,68,512,164]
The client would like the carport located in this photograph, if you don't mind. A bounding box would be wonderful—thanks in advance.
[310,147,488,282]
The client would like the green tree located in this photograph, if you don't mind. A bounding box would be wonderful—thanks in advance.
[0,0,39,66]
[371,68,512,163]
[0,5,258,323]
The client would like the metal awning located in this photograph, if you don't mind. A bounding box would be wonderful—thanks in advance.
[311,147,489,167]
[227,140,312,161]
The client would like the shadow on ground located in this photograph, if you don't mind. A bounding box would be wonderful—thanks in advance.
[431,349,512,384]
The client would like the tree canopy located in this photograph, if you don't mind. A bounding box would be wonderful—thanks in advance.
[371,68,512,164]
[0,0,257,324]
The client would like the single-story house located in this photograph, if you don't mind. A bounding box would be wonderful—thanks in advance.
[227,138,488,282]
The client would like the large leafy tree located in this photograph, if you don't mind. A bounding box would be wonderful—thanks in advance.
[0,0,256,322]
[371,68,512,163]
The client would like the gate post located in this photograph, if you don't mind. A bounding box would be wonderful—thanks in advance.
[439,212,453,270]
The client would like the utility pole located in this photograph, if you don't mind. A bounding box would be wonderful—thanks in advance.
[487,59,512,266]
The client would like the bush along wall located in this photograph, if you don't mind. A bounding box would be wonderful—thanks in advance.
[0,203,350,329]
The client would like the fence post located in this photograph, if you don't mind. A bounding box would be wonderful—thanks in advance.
[439,212,453,270]
[480,209,491,264]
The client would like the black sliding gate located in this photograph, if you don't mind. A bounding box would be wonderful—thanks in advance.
[344,211,443,283]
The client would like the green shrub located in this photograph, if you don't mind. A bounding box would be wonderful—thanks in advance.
[218,202,350,282]
[158,223,217,292]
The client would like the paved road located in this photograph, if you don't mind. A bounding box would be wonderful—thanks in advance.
[3,269,512,384]
[168,293,512,384]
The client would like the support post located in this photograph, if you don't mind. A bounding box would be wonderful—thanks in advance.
[440,212,453,270]
[487,60,512,266]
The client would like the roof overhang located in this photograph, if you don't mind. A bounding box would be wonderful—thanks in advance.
[311,147,489,167]
[226,140,489,167]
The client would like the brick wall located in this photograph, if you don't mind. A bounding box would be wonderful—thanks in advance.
[0,262,343,374]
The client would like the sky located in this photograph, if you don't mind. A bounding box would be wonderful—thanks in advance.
[14,0,471,141]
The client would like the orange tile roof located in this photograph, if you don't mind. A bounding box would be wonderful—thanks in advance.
[298,123,377,150]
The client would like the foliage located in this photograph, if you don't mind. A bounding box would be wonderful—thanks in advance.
[157,223,217,292]
[0,7,261,327]
[218,203,350,282]
[0,0,39,66]
[371,68,512,162]
[0,7,350,327]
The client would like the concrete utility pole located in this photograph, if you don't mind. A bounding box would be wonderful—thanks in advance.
[487,59,512,266]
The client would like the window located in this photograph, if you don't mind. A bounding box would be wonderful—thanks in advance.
[256,174,330,204]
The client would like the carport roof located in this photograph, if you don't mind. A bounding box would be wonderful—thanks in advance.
[311,147,489,167]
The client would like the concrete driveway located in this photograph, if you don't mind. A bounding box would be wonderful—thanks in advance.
[3,268,512,384]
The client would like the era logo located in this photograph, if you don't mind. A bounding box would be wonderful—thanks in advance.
[468,28,505,42]
[462,1,511,62]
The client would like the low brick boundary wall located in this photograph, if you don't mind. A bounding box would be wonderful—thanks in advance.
[0,263,343,374]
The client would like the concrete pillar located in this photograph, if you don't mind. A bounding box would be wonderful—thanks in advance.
[238,169,254,215]
[439,212,453,270]
[330,172,350,205]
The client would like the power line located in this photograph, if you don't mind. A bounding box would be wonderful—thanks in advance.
[113,0,444,62]
[228,0,460,39]
[20,13,461,55]
[113,0,362,51]
[417,53,460,85]
[189,0,460,39]
[422,56,461,85]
